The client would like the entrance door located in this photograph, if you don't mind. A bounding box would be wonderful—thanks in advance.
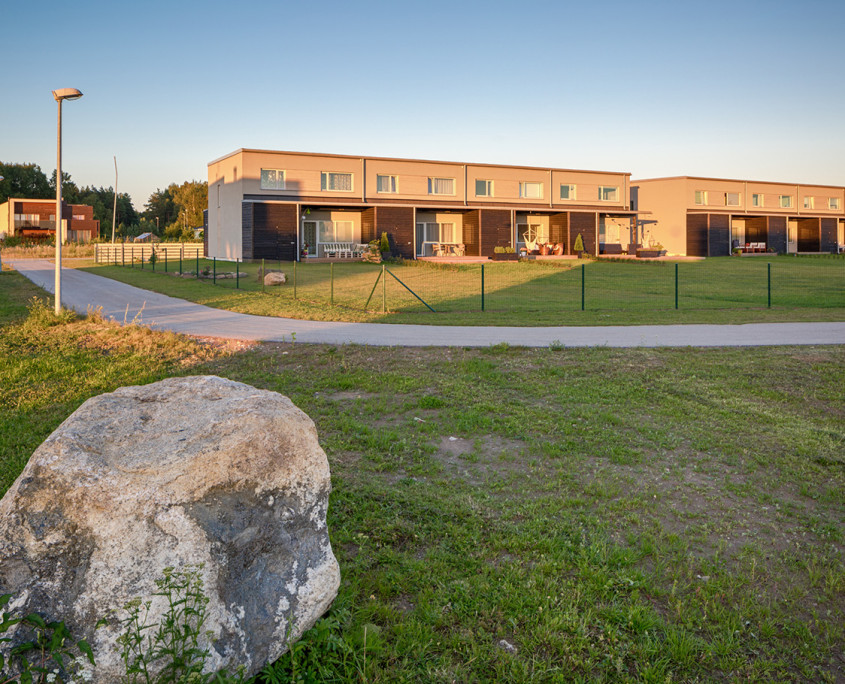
[303,221,317,257]
[787,220,797,253]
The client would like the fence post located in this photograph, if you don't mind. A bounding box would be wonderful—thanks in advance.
[122,242,125,267]
[164,251,168,273]
[213,257,216,285]
[293,260,296,298]
[331,262,334,306]
[236,260,239,289]
[141,248,144,269]
[675,263,679,310]
[196,252,199,278]
[767,262,771,308]
[382,263,386,313]
[262,258,266,293]
[481,263,485,311]
[581,264,585,311]
[152,249,156,272]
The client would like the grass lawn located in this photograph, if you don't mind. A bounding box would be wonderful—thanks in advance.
[77,254,845,327]
[1,268,844,682]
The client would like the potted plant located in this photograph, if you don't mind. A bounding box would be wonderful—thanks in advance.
[301,243,310,258]
[637,243,667,258]
[491,246,518,261]
[574,233,588,258]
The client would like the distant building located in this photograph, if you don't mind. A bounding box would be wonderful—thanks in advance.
[632,177,845,256]
[0,197,99,242]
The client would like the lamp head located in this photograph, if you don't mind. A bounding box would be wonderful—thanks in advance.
[52,88,83,102]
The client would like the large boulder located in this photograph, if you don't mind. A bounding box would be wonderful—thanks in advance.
[0,376,340,682]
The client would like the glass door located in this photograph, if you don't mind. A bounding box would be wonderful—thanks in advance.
[787,220,797,253]
[302,221,317,257]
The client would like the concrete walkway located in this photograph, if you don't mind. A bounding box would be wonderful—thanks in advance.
[8,259,845,348]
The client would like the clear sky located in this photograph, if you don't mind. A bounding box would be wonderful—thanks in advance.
[3,0,844,209]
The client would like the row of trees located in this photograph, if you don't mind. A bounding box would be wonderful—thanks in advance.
[0,162,207,242]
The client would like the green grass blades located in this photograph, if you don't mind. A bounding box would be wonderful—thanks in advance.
[1,270,843,681]
[79,254,845,326]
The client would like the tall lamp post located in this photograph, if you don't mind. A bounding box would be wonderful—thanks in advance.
[52,87,83,315]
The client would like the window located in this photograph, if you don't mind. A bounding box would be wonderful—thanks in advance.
[598,186,619,202]
[14,213,40,226]
[303,220,355,255]
[475,179,493,197]
[560,184,576,200]
[803,197,814,209]
[779,195,793,208]
[830,198,841,210]
[428,177,455,195]
[260,168,286,190]
[72,214,85,220]
[416,222,458,254]
[694,190,707,205]
[317,220,354,242]
[726,192,741,207]
[752,193,763,207]
[321,172,353,192]
[517,223,548,244]
[519,181,543,199]
[376,175,397,193]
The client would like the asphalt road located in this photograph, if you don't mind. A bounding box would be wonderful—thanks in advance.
[8,259,845,347]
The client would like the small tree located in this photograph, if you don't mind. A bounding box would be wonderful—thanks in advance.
[379,232,390,254]
[573,233,585,253]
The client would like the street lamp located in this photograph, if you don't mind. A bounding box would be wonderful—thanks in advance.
[52,87,83,315]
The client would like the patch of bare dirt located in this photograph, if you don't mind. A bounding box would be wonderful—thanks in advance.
[432,434,528,485]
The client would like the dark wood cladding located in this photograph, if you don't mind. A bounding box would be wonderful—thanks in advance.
[374,206,414,259]
[797,218,820,252]
[361,207,376,244]
[708,214,730,256]
[253,202,297,260]
[241,202,254,258]
[550,213,569,251]
[686,214,707,256]
[462,210,480,257]
[569,212,596,255]
[744,216,768,244]
[767,216,787,254]
[820,218,837,253]
[480,209,511,255]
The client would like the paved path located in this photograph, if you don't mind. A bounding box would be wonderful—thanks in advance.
[9,259,845,347]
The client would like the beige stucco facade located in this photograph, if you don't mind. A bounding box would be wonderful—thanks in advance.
[633,177,845,256]
[207,149,634,261]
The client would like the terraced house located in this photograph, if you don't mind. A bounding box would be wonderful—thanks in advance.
[206,149,637,260]
[632,177,845,256]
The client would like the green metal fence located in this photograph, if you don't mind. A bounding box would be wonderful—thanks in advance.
[102,254,845,315]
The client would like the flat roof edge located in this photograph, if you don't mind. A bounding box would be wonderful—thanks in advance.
[208,148,631,177]
[633,175,845,191]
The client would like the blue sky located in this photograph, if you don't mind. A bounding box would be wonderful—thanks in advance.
[3,0,844,209]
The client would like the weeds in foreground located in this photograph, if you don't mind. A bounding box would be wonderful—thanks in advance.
[0,594,94,684]
[118,566,246,684]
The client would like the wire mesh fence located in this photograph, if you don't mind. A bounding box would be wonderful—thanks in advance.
[100,254,845,316]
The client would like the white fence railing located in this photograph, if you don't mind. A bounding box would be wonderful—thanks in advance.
[95,243,204,264]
